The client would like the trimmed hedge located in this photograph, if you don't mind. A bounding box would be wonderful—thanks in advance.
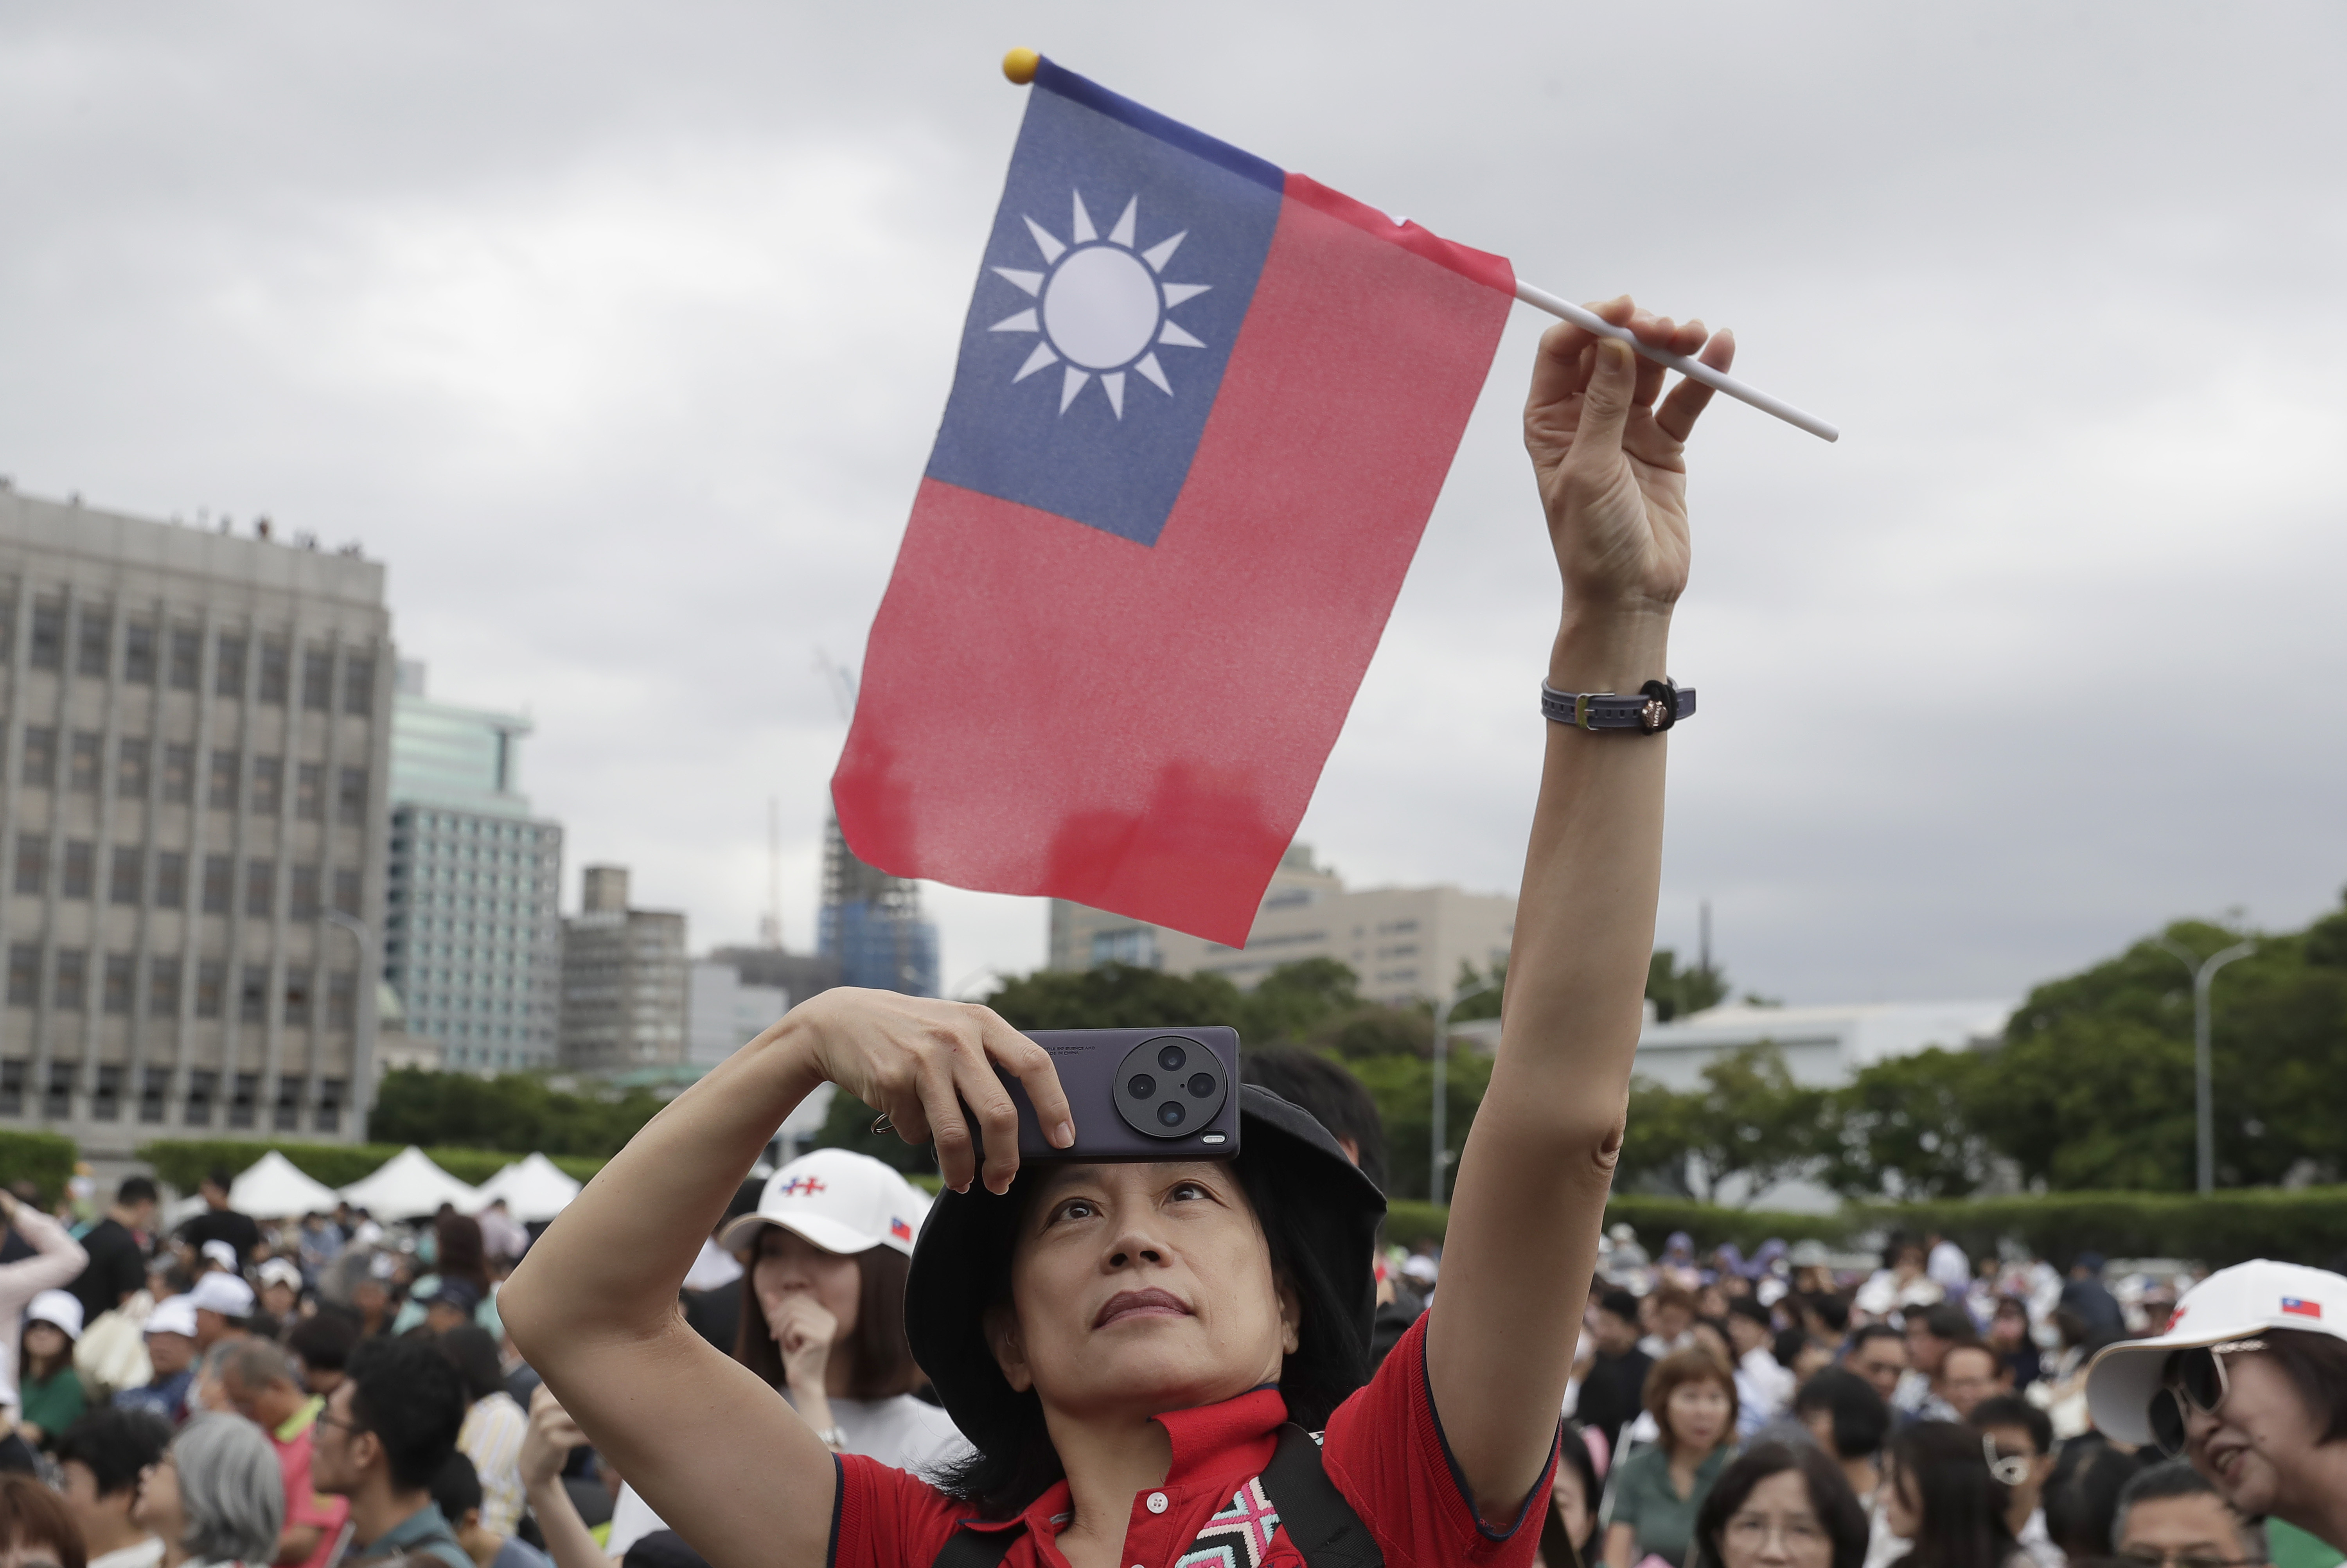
[1384,1197,1851,1252]
[0,1131,79,1205]
[136,1139,604,1195]
[1854,1187,2347,1270]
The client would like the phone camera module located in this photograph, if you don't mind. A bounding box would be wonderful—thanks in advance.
[1114,1036,1229,1141]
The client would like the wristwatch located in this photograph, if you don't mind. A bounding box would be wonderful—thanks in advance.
[1541,678,1695,733]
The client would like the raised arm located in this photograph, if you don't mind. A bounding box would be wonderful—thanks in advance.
[0,1192,89,1309]
[1426,298,1735,1517]
[498,988,1069,1568]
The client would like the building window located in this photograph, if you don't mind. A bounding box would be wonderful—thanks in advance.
[215,635,246,696]
[5,947,36,1008]
[273,1077,302,1131]
[344,656,374,715]
[332,868,360,918]
[54,948,86,1011]
[109,847,142,906]
[169,628,201,690]
[149,956,182,1017]
[0,1060,21,1117]
[138,1068,169,1124]
[68,733,101,792]
[201,856,233,914]
[302,649,333,711]
[20,728,55,788]
[290,864,320,920]
[13,836,45,896]
[316,1078,344,1134]
[1091,928,1159,967]
[327,971,356,1030]
[29,604,62,670]
[293,763,324,821]
[284,974,311,1026]
[251,756,282,815]
[185,1069,216,1126]
[162,744,194,803]
[42,1063,72,1119]
[336,767,367,826]
[124,623,156,684]
[257,641,289,704]
[228,1071,259,1129]
[62,841,94,900]
[155,853,186,909]
[207,751,239,810]
[195,961,225,1019]
[239,966,268,1024]
[117,737,150,797]
[77,613,110,678]
[94,1065,124,1123]
[102,954,134,1015]
[244,860,275,918]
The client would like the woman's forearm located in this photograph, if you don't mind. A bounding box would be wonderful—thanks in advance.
[525,1477,609,1568]
[501,1015,825,1364]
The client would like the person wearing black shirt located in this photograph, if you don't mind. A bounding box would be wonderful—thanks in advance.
[69,1177,157,1327]
[174,1169,263,1269]
[1576,1286,1656,1456]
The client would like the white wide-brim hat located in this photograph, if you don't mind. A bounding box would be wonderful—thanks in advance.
[26,1290,82,1340]
[187,1271,257,1319]
[2086,1258,2347,1444]
[145,1295,199,1339]
[719,1148,929,1259]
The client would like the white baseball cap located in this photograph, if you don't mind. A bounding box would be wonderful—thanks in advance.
[26,1290,82,1340]
[200,1240,239,1271]
[146,1295,199,1339]
[2087,1258,2347,1444]
[188,1271,257,1319]
[257,1258,302,1291]
[718,1149,929,1259]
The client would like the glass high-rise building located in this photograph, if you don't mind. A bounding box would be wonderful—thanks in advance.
[383,662,562,1072]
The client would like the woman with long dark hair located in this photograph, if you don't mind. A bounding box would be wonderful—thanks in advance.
[1880,1422,2020,1568]
[503,295,1741,1568]
[1535,1421,1604,1568]
[1687,1443,1869,1568]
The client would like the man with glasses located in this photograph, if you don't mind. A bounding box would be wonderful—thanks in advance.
[308,1338,472,1568]
[2087,1259,2347,1555]
[2112,1460,2268,1568]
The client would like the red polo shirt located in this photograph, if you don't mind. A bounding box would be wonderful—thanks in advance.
[834,1314,1553,1568]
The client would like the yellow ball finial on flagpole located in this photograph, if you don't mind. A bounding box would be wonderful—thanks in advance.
[1003,48,1040,84]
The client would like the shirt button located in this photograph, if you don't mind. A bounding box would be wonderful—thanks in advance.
[1146,1492,1169,1514]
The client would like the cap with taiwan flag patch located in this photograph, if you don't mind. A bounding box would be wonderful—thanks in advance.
[2086,1258,2347,1444]
[718,1148,931,1260]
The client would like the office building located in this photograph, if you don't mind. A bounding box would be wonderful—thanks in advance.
[383,662,562,1072]
[558,865,687,1072]
[685,961,788,1067]
[0,487,392,1151]
[817,816,938,997]
[1048,844,1517,1007]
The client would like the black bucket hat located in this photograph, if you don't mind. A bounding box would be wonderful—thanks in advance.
[904,1084,1387,1458]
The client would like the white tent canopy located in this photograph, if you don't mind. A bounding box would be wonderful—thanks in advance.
[472,1153,581,1224]
[230,1151,343,1219]
[339,1146,480,1218]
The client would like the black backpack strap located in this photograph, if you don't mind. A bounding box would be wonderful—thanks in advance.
[930,1525,1017,1568]
[1259,1423,1385,1568]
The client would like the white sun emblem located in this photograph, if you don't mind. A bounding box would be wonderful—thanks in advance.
[987,190,1211,419]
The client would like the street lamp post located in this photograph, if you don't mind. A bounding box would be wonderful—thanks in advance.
[2156,935,2255,1196]
[324,910,377,1140]
[1430,978,1494,1207]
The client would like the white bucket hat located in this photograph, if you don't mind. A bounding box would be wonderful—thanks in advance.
[718,1149,928,1259]
[145,1295,199,1339]
[2086,1258,2347,1445]
[187,1271,257,1320]
[26,1290,82,1340]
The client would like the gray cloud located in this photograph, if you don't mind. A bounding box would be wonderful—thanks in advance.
[1,2,2340,1004]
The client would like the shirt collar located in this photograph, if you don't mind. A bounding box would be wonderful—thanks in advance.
[970,1386,1291,1541]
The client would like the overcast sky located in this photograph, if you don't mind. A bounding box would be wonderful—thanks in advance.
[4,3,2342,1007]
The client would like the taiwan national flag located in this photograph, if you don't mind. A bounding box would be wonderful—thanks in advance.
[834,59,1515,945]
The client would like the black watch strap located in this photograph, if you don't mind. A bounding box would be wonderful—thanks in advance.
[1540,678,1695,733]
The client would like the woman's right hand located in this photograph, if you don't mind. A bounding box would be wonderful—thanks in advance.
[521,1385,589,1491]
[784,989,1075,1195]
[764,1293,839,1398]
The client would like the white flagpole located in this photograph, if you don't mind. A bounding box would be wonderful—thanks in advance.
[1513,280,1839,444]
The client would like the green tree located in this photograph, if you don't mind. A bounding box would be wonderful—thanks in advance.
[1646,950,1728,1022]
[983,962,1251,1032]
[1348,1048,1495,1202]
[368,1070,666,1157]
[1449,959,1507,1024]
[809,1087,937,1175]
[1816,1048,1995,1200]
[1614,1044,1822,1203]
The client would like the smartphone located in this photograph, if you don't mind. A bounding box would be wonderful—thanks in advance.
[994,1026,1242,1162]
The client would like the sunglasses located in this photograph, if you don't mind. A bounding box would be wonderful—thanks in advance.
[2148,1339,2264,1457]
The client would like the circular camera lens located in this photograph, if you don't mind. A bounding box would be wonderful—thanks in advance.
[1157,1044,1188,1072]
[1127,1074,1156,1099]
[1188,1072,1216,1098]
[1157,1101,1187,1128]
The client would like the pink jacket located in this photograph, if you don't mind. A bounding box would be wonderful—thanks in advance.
[0,1207,88,1402]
